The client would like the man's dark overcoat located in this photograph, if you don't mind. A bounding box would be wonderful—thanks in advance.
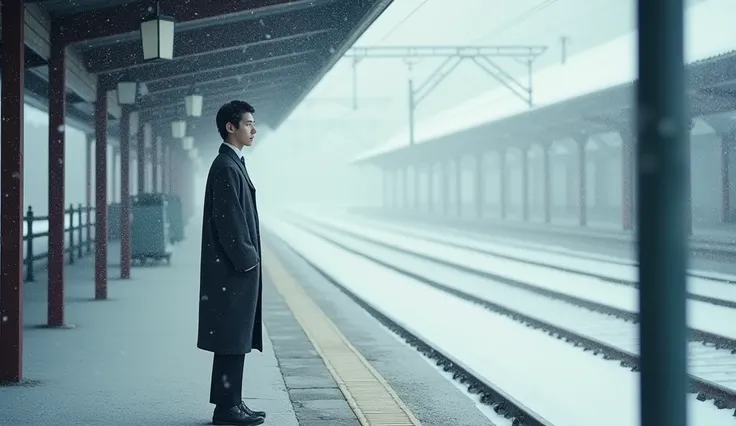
[197,144,263,354]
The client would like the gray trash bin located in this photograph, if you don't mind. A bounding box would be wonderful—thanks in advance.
[131,193,172,265]
[166,194,184,244]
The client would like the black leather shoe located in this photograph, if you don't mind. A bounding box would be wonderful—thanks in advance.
[239,401,266,418]
[212,404,264,425]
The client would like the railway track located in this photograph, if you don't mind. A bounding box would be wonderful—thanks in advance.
[348,208,736,267]
[280,212,736,415]
[266,227,555,426]
[332,213,736,310]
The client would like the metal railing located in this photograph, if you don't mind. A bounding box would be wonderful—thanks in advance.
[24,204,96,282]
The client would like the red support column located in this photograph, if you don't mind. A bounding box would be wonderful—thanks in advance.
[137,122,145,194]
[94,86,108,300]
[0,0,25,383]
[111,147,118,202]
[47,23,68,327]
[543,143,551,223]
[120,108,132,279]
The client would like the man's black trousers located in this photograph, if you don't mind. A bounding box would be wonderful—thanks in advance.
[209,353,246,407]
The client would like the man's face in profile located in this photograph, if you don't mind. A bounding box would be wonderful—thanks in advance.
[236,112,257,147]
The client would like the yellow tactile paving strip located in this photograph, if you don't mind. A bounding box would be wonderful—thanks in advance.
[263,244,422,426]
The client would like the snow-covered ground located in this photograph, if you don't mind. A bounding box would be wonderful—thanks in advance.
[291,210,736,341]
[264,215,736,426]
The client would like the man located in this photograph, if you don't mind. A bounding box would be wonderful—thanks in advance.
[197,100,265,426]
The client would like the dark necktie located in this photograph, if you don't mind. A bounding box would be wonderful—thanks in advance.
[240,157,245,167]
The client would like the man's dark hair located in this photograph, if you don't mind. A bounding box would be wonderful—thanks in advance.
[215,100,255,140]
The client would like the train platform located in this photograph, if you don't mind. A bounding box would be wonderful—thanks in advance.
[0,218,492,426]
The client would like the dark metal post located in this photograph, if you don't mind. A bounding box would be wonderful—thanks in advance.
[0,0,25,383]
[25,207,35,282]
[94,86,109,300]
[77,203,83,259]
[86,205,92,254]
[636,0,688,424]
[111,147,118,202]
[68,205,75,265]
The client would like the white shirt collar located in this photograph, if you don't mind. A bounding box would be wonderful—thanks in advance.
[222,142,243,160]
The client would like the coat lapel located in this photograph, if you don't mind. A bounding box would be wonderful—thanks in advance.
[218,144,255,191]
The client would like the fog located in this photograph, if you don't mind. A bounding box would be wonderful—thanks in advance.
[231,0,729,233]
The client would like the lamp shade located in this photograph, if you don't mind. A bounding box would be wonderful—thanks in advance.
[184,94,203,117]
[117,81,138,105]
[140,14,175,60]
[181,136,194,151]
[171,120,186,138]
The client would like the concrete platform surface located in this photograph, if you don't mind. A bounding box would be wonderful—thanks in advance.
[263,226,496,426]
[0,223,297,426]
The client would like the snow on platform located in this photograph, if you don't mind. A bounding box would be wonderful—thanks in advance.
[0,228,298,426]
